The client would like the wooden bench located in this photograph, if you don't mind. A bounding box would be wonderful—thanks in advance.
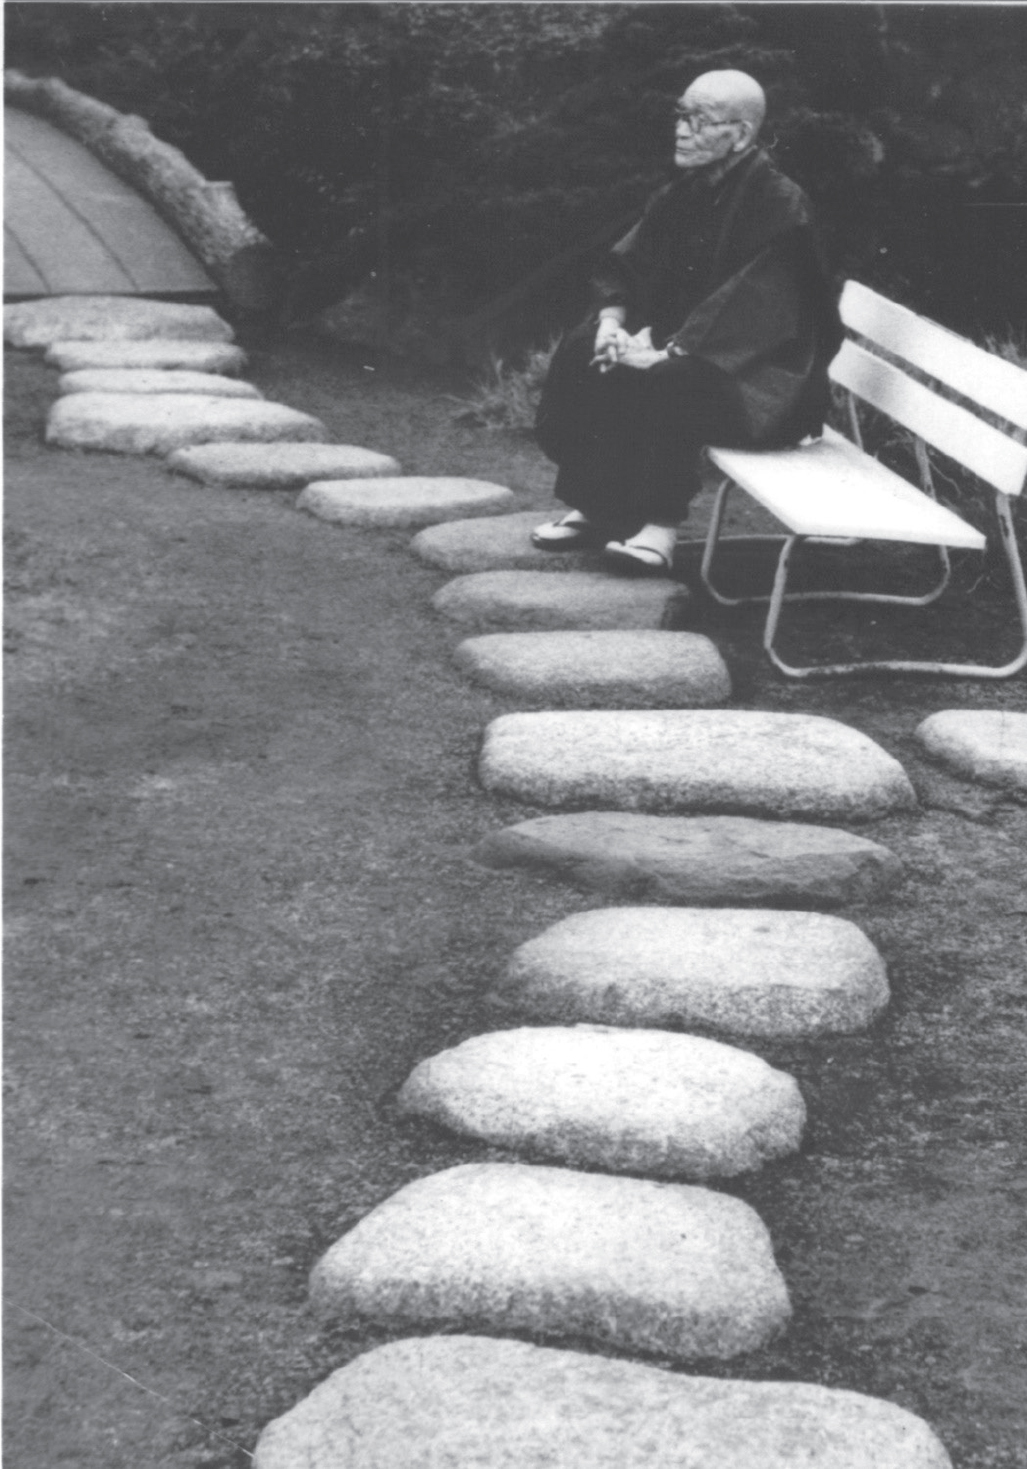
[699,280,1027,678]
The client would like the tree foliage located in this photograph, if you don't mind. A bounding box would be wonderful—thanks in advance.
[7,4,1026,342]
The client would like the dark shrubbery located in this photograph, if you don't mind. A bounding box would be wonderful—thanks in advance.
[7,3,1026,346]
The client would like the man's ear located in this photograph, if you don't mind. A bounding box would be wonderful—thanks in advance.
[733,121,755,152]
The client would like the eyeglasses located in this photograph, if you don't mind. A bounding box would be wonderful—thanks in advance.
[673,108,742,134]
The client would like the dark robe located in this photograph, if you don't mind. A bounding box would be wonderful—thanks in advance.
[535,148,842,531]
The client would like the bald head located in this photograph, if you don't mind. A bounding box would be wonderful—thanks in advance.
[673,70,765,173]
[685,70,766,136]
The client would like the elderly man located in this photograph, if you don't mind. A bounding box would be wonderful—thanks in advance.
[533,69,842,572]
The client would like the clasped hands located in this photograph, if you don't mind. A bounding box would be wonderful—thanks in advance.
[591,318,670,373]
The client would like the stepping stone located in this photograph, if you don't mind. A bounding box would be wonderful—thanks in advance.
[479,710,916,820]
[915,710,1027,791]
[44,339,248,374]
[496,908,889,1038]
[253,1336,954,1469]
[397,1025,805,1179]
[309,1162,790,1362]
[45,394,328,456]
[5,295,233,348]
[454,630,730,707]
[474,812,903,907]
[434,570,686,631]
[167,441,401,488]
[411,510,594,572]
[57,368,261,399]
[298,477,515,528]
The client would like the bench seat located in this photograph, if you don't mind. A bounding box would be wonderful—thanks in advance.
[709,428,985,552]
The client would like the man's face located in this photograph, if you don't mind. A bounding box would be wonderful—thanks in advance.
[673,85,745,171]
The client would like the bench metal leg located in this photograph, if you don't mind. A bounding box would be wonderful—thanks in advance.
[697,477,788,607]
[762,497,1027,679]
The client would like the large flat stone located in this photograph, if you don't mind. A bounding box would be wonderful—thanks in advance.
[411,510,595,572]
[57,368,261,398]
[310,1162,790,1361]
[44,339,248,374]
[916,710,1027,791]
[253,1336,953,1469]
[497,908,889,1038]
[298,477,515,528]
[166,441,401,488]
[5,296,233,348]
[474,812,903,906]
[479,710,916,820]
[397,1026,805,1178]
[45,394,328,455]
[454,630,730,707]
[434,571,687,631]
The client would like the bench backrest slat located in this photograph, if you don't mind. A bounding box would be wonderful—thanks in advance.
[831,339,1027,498]
[840,280,1027,435]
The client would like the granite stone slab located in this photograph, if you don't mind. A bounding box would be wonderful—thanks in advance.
[454,630,730,707]
[45,394,328,455]
[479,710,916,820]
[474,811,902,906]
[916,710,1027,791]
[6,296,233,348]
[58,368,261,398]
[310,1162,790,1361]
[433,571,687,631]
[167,441,400,488]
[253,1336,953,1469]
[497,908,889,1038]
[45,340,248,374]
[411,511,596,572]
[397,1025,805,1178]
[298,477,515,528]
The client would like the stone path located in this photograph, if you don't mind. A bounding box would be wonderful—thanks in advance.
[480,709,916,820]
[253,1336,954,1469]
[433,569,687,630]
[298,476,515,527]
[398,1025,805,1178]
[411,510,596,572]
[310,1162,791,1361]
[56,367,262,398]
[496,907,889,1037]
[17,291,958,1461]
[19,299,390,487]
[916,709,1027,791]
[45,339,249,373]
[474,811,903,906]
[454,629,730,706]
[167,441,400,488]
[46,393,329,454]
[4,294,233,346]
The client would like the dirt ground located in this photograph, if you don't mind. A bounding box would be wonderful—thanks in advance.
[4,336,1027,1469]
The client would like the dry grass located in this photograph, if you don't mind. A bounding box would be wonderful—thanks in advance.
[451,339,560,431]
[983,327,1027,371]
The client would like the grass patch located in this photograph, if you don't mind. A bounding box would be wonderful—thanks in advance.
[983,327,1027,371]
[451,339,559,431]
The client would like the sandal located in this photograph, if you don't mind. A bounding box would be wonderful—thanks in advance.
[604,528,676,576]
[530,512,594,551]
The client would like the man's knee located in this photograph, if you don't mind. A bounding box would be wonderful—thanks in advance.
[643,367,748,448]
